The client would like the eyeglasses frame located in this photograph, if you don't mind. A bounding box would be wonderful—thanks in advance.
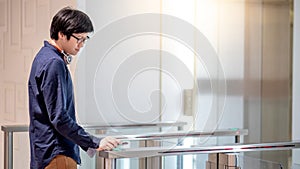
[70,34,90,44]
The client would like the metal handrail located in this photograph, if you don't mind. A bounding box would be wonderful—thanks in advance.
[1,123,249,169]
[1,121,188,132]
[1,121,187,169]
[99,141,300,160]
[98,141,300,169]
[108,129,248,141]
[95,128,247,169]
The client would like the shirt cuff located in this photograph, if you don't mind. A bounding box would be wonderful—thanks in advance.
[87,148,97,158]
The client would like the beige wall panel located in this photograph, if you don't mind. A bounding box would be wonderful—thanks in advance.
[0,37,3,70]
[261,3,291,142]
[16,83,25,110]
[0,0,8,32]
[4,83,16,122]
[22,0,36,34]
[0,84,4,120]
[16,82,29,124]
[36,0,50,33]
[50,1,77,14]
[260,2,291,167]
[4,50,25,83]
[23,49,33,73]
[0,1,77,168]
[9,0,21,49]
[244,1,263,145]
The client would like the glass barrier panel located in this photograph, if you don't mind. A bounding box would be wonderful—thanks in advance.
[12,132,30,169]
[80,124,186,169]
[292,163,300,169]
[160,154,284,169]
[96,141,300,169]
[238,155,283,169]
[94,135,247,169]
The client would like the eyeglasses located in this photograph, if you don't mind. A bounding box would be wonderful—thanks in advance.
[71,34,89,44]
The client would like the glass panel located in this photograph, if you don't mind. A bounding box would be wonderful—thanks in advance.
[96,139,300,169]
[238,155,283,169]
[80,0,293,168]
[110,154,285,169]
[96,135,245,169]
[203,155,283,169]
[292,163,300,169]
[82,124,186,169]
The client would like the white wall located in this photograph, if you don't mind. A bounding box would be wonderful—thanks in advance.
[78,0,245,133]
[80,1,245,168]
[76,0,161,124]
[161,0,245,137]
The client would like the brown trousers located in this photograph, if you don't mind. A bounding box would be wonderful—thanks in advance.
[45,155,77,169]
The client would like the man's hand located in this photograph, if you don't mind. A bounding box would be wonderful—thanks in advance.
[96,136,121,151]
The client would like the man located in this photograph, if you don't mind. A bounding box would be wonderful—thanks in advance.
[28,7,120,169]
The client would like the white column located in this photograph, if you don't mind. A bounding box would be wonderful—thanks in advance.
[292,0,300,165]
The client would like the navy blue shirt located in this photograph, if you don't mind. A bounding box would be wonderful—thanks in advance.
[28,41,100,169]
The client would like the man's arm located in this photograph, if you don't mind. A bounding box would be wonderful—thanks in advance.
[41,58,120,151]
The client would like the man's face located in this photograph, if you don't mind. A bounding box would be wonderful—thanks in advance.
[62,32,89,55]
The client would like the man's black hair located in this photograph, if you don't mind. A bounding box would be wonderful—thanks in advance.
[50,7,94,40]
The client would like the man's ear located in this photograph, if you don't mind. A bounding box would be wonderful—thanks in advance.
[58,32,66,40]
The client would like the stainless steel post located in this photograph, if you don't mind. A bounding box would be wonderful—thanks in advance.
[103,158,116,169]
[139,140,162,169]
[4,131,13,169]
[177,126,183,131]
[177,125,184,169]
[235,135,240,143]
[139,140,146,169]
[96,130,106,169]
[145,140,161,169]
